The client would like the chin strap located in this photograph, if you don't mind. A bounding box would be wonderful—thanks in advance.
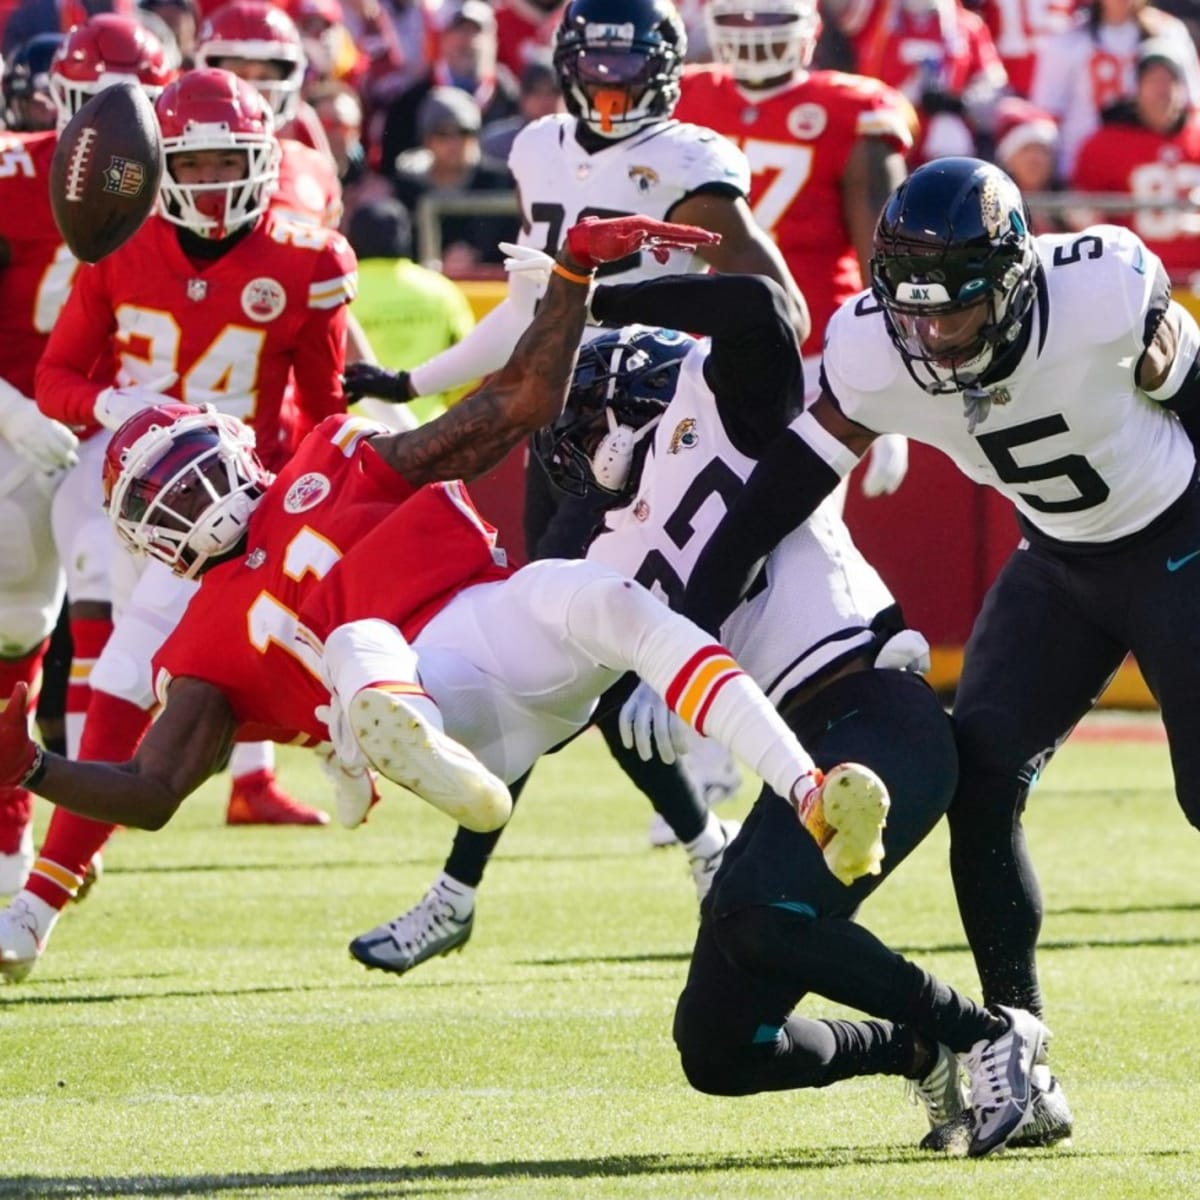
[591,411,662,493]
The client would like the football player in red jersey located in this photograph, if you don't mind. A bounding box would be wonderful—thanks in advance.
[24,68,356,937]
[675,0,912,498]
[0,20,170,896]
[0,216,885,983]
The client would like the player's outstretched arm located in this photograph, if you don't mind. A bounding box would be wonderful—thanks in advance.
[369,217,720,486]
[0,678,236,830]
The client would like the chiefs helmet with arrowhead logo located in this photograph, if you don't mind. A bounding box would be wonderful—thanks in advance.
[104,402,273,579]
[49,14,175,131]
[195,1,307,130]
[155,67,281,240]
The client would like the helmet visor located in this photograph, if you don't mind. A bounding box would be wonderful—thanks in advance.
[888,299,990,369]
[573,49,659,88]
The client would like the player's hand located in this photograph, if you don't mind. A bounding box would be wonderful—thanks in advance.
[319,747,380,829]
[0,401,79,473]
[315,698,367,772]
[618,680,691,765]
[791,763,889,886]
[499,241,554,284]
[0,682,41,788]
[342,362,413,404]
[93,371,179,432]
[564,215,722,268]
[861,434,909,498]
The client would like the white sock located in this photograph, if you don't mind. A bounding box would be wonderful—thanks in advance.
[12,891,59,939]
[229,740,273,778]
[434,871,475,920]
[682,812,725,861]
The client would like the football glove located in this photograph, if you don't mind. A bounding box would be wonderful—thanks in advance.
[861,434,909,498]
[342,363,413,404]
[0,396,78,474]
[314,697,367,772]
[93,371,179,432]
[565,215,721,269]
[319,747,380,829]
[0,682,41,788]
[618,680,691,765]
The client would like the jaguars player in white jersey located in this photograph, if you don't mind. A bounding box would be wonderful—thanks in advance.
[341,0,814,951]
[680,155,1200,1150]
[351,267,1050,1158]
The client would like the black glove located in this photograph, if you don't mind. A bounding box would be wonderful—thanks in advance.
[919,88,965,117]
[341,362,414,403]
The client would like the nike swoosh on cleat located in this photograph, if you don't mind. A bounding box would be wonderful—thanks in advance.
[1166,549,1200,572]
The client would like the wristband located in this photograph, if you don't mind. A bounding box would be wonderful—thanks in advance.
[19,744,46,790]
[552,262,594,286]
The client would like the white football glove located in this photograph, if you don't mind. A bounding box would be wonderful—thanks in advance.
[319,747,380,829]
[92,371,179,432]
[498,241,555,320]
[860,434,909,498]
[315,696,366,772]
[618,680,692,765]
[874,629,931,674]
[0,392,78,473]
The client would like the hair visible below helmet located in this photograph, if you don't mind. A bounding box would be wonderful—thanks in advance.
[49,14,174,131]
[870,156,1039,395]
[553,0,686,138]
[156,67,280,239]
[534,326,695,501]
[705,0,818,85]
[3,33,64,130]
[103,402,272,579]
[196,1,307,130]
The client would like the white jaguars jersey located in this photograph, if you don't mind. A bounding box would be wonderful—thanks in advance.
[587,346,895,703]
[509,114,750,288]
[821,224,1196,544]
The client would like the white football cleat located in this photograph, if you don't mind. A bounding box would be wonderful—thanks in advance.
[793,763,889,885]
[0,896,45,984]
[0,825,33,898]
[349,687,511,832]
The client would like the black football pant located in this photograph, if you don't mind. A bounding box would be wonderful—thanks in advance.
[672,669,1006,1095]
[951,477,1200,1018]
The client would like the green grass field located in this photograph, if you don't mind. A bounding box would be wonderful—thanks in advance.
[1,718,1196,1199]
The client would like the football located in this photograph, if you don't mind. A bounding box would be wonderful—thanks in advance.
[50,81,163,264]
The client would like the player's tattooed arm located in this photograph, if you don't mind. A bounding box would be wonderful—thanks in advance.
[369,255,591,485]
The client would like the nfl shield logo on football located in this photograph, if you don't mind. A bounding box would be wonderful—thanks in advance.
[283,472,331,514]
[241,276,286,323]
[102,156,146,197]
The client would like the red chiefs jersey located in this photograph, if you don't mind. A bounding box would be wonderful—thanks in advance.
[676,66,912,353]
[36,210,356,468]
[273,137,343,229]
[1072,116,1200,282]
[153,414,513,742]
[0,131,79,397]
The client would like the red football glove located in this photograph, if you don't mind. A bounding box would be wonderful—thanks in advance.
[0,682,39,788]
[564,215,722,269]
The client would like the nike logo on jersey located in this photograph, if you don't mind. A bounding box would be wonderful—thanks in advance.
[1166,549,1200,572]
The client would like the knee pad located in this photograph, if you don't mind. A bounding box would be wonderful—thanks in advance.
[0,600,61,659]
[89,637,155,710]
[323,619,419,699]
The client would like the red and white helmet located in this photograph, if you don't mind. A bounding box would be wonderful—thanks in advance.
[49,14,175,131]
[195,1,307,130]
[103,402,272,579]
[705,0,820,85]
[156,67,280,239]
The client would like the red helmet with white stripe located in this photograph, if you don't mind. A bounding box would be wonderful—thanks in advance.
[49,14,175,131]
[155,67,280,240]
[195,1,307,129]
[103,402,271,579]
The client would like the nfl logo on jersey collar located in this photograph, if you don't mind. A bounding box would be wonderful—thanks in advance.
[962,385,1011,434]
[187,278,207,303]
